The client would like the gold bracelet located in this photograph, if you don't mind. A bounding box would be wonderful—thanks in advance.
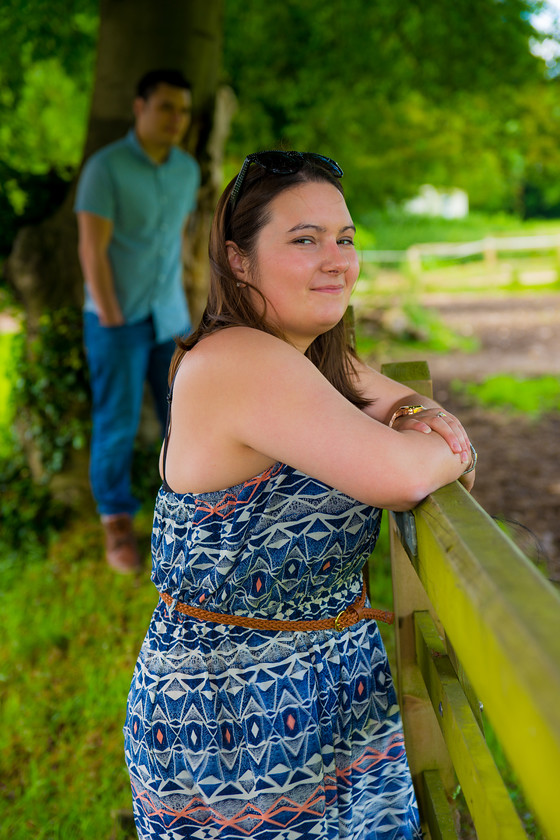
[388,405,426,428]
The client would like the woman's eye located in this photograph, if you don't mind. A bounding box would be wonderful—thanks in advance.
[339,237,355,246]
[293,237,314,245]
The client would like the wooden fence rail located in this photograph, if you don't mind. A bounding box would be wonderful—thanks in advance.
[361,232,560,270]
[377,360,560,840]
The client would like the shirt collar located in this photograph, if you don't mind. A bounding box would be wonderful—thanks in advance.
[126,128,177,167]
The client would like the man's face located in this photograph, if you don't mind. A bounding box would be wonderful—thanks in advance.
[134,83,192,150]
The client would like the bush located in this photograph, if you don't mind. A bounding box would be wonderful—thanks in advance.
[14,307,91,476]
[0,307,89,560]
[0,451,66,563]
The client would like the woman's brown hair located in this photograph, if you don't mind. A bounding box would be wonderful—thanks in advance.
[170,157,371,409]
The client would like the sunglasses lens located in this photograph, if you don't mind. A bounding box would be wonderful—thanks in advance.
[229,150,343,214]
[252,151,343,178]
[302,153,343,178]
[251,151,300,174]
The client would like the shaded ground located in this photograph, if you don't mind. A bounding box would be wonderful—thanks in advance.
[419,293,560,584]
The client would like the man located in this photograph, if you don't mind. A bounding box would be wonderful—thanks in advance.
[75,69,200,573]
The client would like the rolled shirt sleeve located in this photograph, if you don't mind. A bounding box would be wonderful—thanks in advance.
[75,154,117,221]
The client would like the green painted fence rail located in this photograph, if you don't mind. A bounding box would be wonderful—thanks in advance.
[379,361,560,840]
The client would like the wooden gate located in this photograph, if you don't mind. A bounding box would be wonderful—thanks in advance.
[377,361,560,840]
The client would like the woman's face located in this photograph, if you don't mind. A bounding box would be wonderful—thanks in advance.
[236,180,360,352]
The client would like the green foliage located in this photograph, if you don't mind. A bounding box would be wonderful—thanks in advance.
[0,450,66,563]
[0,164,72,256]
[1,0,560,248]
[0,323,67,556]
[402,302,478,352]
[224,0,543,138]
[223,0,551,214]
[0,58,91,177]
[0,0,97,102]
[0,314,84,559]
[0,1,96,248]
[0,331,17,455]
[453,374,560,419]
[14,307,91,476]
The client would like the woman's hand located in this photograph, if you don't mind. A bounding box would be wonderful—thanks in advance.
[391,407,476,490]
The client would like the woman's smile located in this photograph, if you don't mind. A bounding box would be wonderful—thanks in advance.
[311,283,346,293]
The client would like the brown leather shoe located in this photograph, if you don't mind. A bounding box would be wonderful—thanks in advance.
[101,514,142,574]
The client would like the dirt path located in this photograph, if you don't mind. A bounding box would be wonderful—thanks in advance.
[419,292,560,583]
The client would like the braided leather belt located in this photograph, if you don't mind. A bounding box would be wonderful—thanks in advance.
[160,579,394,631]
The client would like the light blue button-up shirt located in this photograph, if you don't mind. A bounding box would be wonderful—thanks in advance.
[75,129,200,342]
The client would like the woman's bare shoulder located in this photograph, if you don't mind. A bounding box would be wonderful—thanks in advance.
[176,328,307,386]
[200,326,294,355]
[184,328,292,362]
[163,328,307,493]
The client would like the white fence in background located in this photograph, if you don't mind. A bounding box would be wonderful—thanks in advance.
[360,233,560,270]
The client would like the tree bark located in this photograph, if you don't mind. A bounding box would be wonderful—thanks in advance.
[5,0,228,507]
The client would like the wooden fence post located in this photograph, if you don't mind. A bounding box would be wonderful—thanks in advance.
[407,246,422,275]
[381,361,458,836]
[483,236,497,266]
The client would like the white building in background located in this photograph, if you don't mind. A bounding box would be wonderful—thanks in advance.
[404,184,469,219]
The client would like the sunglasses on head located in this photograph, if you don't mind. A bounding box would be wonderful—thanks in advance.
[228,150,344,214]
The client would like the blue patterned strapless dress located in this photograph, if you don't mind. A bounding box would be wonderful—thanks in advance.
[124,462,421,839]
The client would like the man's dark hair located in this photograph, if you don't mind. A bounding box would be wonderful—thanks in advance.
[136,69,191,100]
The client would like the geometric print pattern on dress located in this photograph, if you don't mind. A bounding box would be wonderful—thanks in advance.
[151,464,382,621]
[125,464,422,839]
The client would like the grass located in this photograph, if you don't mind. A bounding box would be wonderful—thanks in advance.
[481,719,545,840]
[355,209,560,251]
[0,512,157,840]
[453,373,560,420]
[353,293,480,368]
[354,304,479,363]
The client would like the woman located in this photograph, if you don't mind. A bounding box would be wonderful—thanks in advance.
[124,151,475,839]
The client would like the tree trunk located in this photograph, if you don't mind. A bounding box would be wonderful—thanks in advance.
[5,0,228,509]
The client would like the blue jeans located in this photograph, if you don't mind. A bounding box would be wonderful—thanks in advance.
[83,313,176,516]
